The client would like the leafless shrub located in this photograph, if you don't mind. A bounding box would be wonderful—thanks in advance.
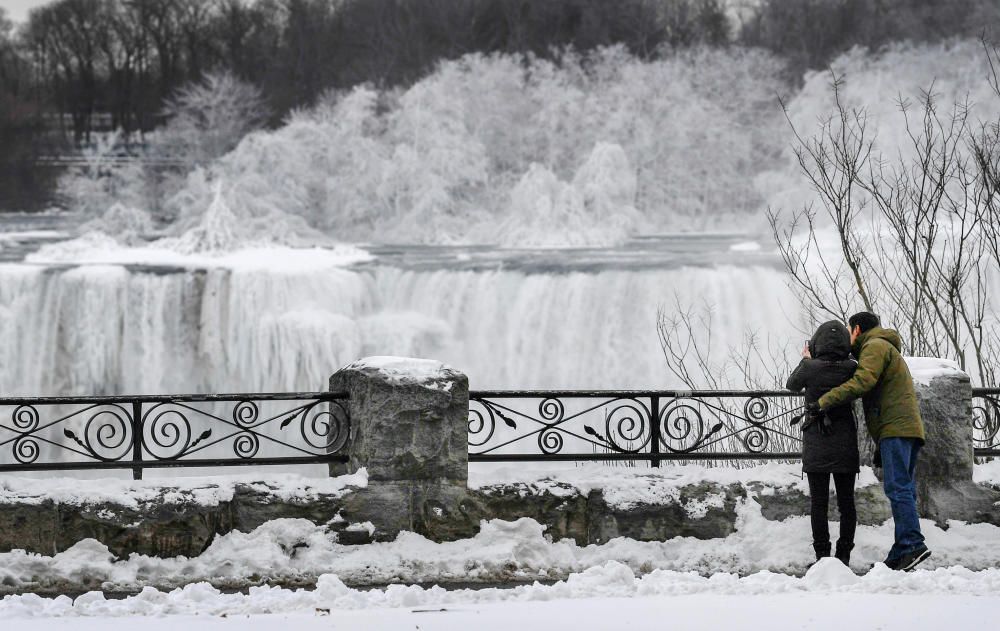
[766,44,1000,385]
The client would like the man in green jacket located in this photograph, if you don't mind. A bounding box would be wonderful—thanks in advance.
[813,312,931,572]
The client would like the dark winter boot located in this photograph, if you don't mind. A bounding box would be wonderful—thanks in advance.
[835,541,854,567]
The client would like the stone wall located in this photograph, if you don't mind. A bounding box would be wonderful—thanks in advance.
[0,356,997,559]
[0,483,354,558]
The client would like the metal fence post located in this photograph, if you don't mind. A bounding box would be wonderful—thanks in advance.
[132,401,143,480]
[650,395,661,468]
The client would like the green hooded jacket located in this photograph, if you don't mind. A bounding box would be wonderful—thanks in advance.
[817,327,925,443]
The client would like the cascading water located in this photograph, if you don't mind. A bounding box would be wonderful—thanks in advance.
[0,247,796,395]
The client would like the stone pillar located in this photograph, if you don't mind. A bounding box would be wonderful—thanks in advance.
[910,363,1000,525]
[328,357,478,541]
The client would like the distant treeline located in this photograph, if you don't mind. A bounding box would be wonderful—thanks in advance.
[0,0,999,210]
[743,0,1000,72]
[5,0,997,138]
[0,0,731,143]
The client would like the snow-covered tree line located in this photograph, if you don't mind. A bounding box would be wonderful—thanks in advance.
[62,39,1000,252]
[63,46,789,247]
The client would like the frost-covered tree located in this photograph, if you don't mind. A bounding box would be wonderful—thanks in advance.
[56,131,145,218]
[159,71,269,168]
[56,71,270,232]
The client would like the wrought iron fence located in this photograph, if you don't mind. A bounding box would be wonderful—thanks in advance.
[973,388,1000,458]
[0,392,350,478]
[468,390,805,465]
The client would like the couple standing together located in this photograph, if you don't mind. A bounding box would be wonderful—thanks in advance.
[786,312,931,572]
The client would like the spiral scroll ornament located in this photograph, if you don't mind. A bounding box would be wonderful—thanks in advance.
[538,426,564,454]
[10,405,40,464]
[743,396,770,426]
[233,431,260,459]
[233,400,260,427]
[973,397,1000,449]
[75,406,133,461]
[468,400,497,448]
[13,435,40,464]
[658,402,710,453]
[538,397,565,424]
[142,404,196,460]
[12,405,39,432]
[602,400,651,452]
[741,426,769,453]
[295,400,350,453]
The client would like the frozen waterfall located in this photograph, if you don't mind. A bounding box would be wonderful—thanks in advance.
[0,259,796,396]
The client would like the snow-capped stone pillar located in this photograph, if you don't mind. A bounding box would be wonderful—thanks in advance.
[327,357,476,540]
[329,356,469,482]
[908,358,1000,524]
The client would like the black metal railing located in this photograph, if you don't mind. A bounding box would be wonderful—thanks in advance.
[468,390,804,464]
[973,388,1000,458]
[0,392,350,478]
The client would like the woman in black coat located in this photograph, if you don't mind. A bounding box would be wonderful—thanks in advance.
[786,320,860,566]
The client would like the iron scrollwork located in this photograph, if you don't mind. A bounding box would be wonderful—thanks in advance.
[468,390,804,461]
[63,404,134,462]
[973,393,1000,451]
[658,401,721,453]
[11,405,40,464]
[0,392,351,475]
[469,394,654,457]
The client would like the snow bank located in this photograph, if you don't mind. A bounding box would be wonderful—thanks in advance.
[3,498,999,596]
[1,559,999,620]
[0,470,367,509]
[903,357,967,386]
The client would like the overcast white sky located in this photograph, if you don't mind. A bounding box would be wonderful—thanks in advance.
[3,0,51,23]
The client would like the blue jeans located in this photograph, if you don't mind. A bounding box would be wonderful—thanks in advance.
[880,437,925,560]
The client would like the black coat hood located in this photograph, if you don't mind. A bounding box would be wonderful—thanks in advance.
[810,320,851,361]
[786,320,860,474]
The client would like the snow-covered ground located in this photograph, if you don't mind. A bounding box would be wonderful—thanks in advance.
[6,595,1000,631]
[4,490,1000,595]
[3,462,999,597]
[3,462,998,629]
[3,560,999,629]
